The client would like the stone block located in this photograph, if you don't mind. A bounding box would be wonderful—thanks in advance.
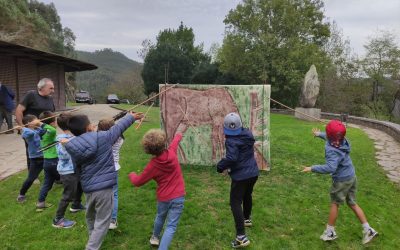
[295,107,321,122]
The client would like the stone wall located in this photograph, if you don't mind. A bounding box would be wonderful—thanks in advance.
[271,108,400,143]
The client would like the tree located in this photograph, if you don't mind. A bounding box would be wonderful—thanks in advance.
[141,22,208,95]
[361,31,400,103]
[217,0,331,107]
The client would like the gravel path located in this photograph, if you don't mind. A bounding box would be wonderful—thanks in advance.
[0,104,120,180]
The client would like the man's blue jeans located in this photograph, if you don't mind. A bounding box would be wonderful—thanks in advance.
[153,196,185,250]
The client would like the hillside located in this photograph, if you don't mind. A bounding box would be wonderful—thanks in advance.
[76,49,143,102]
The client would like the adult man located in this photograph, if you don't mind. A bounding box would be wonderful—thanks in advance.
[15,78,55,125]
[15,78,55,171]
[0,81,15,133]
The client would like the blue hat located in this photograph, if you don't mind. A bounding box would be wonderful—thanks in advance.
[223,113,242,135]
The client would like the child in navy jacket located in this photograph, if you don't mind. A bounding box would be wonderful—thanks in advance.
[217,112,259,248]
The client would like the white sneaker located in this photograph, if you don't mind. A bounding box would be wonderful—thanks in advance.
[320,229,338,241]
[149,235,160,246]
[362,228,378,244]
[109,219,117,230]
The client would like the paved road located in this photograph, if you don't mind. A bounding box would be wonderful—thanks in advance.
[0,104,120,180]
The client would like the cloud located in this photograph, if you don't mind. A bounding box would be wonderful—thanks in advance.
[42,0,400,61]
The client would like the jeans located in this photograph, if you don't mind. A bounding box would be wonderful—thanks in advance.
[38,158,60,202]
[111,174,118,221]
[230,176,258,236]
[19,157,44,195]
[153,196,185,250]
[55,173,83,219]
[0,106,12,130]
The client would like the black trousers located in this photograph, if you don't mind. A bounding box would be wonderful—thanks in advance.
[55,173,83,219]
[230,176,258,236]
[19,157,44,195]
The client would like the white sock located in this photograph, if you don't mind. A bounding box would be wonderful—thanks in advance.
[327,225,335,233]
[362,222,370,231]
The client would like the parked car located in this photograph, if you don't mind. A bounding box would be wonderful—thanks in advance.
[75,90,94,104]
[120,99,130,104]
[107,94,120,104]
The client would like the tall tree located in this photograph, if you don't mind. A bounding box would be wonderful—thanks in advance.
[141,22,207,95]
[217,0,331,107]
[361,31,400,101]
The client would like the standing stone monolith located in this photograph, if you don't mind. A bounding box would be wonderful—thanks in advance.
[295,65,321,121]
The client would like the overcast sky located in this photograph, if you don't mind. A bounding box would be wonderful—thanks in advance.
[42,0,400,62]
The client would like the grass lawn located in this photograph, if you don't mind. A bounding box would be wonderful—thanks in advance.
[1,107,399,249]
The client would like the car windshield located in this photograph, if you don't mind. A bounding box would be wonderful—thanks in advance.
[108,94,118,99]
[76,92,89,98]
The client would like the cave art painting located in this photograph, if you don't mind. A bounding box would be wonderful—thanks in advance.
[160,84,270,170]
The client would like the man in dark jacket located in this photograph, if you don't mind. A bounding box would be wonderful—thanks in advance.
[217,112,259,249]
[60,112,143,250]
[0,82,15,133]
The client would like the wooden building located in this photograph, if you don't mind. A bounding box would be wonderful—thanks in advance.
[0,40,97,110]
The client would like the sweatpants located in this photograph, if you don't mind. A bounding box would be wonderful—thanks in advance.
[85,188,113,250]
[230,176,258,236]
[55,173,83,220]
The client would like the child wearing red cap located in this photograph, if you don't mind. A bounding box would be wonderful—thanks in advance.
[302,120,378,244]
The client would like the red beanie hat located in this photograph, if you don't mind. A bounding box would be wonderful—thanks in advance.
[326,120,346,142]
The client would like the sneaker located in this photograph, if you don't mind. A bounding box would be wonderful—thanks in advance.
[109,219,118,230]
[231,235,250,248]
[36,202,53,212]
[244,219,252,227]
[52,218,76,229]
[70,204,86,213]
[149,235,160,246]
[17,195,26,203]
[320,229,338,241]
[362,228,378,244]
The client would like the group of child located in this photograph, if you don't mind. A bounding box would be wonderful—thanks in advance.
[16,109,379,249]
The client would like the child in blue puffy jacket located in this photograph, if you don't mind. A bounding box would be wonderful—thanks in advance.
[217,112,259,249]
[302,120,378,244]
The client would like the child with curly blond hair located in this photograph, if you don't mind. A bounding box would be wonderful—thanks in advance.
[129,129,185,250]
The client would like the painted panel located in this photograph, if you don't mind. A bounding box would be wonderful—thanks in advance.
[160,84,270,170]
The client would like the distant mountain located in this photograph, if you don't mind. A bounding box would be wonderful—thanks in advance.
[75,49,143,102]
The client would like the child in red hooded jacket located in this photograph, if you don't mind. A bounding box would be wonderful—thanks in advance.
[129,129,185,250]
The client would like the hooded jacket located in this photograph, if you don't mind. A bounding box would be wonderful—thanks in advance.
[129,133,185,202]
[311,132,355,181]
[56,133,75,175]
[65,114,134,193]
[217,128,259,181]
[21,127,45,159]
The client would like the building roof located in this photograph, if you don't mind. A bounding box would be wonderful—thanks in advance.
[0,40,97,72]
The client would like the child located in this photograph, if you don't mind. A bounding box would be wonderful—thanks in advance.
[52,113,84,228]
[216,112,259,249]
[61,112,142,250]
[17,115,45,202]
[128,129,185,250]
[36,111,60,211]
[97,119,124,230]
[302,120,378,244]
